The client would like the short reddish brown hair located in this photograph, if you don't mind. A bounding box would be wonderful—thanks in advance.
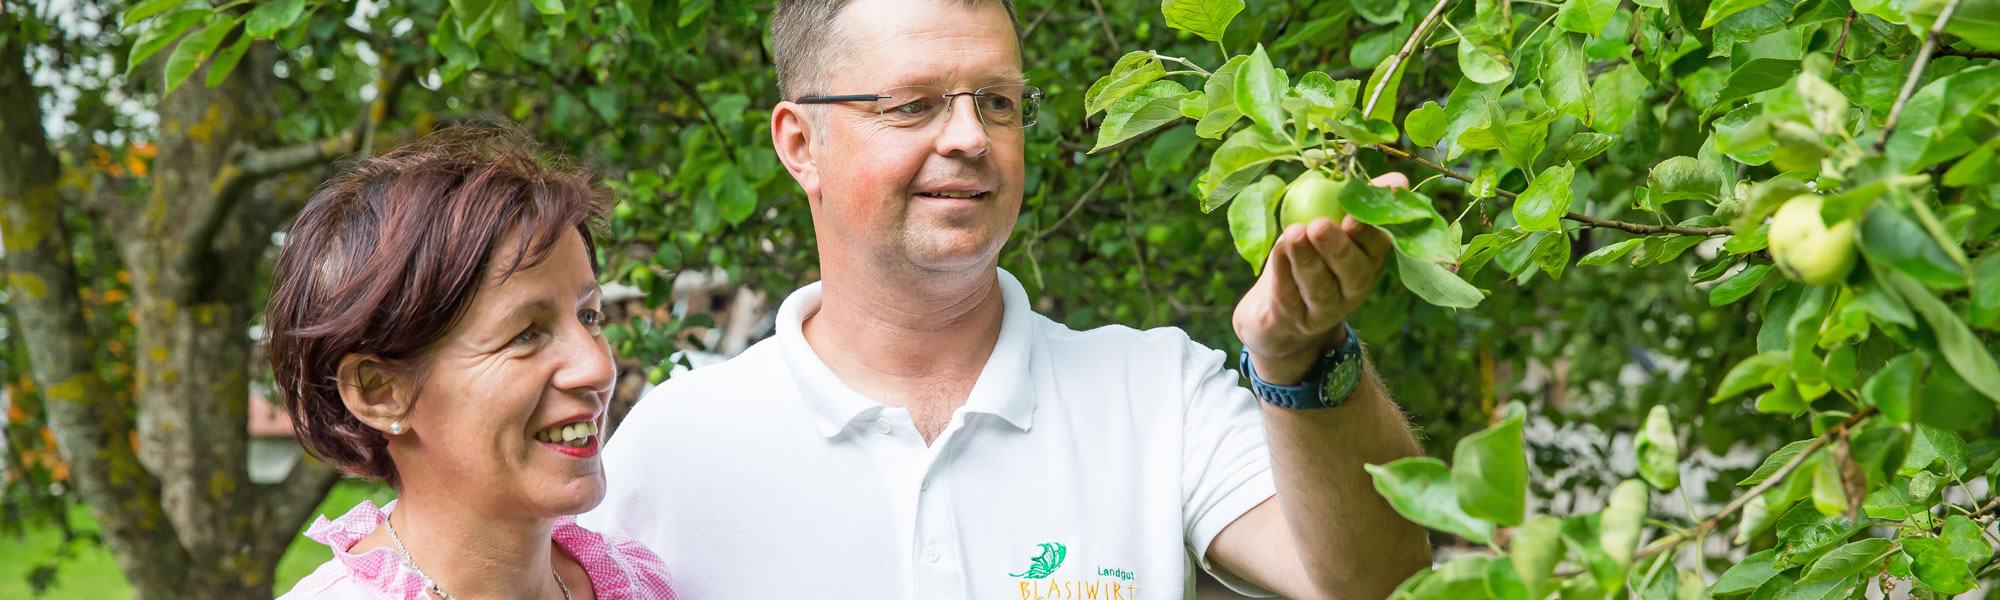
[265,125,610,482]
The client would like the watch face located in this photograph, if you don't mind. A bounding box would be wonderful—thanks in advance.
[1322,355,1363,405]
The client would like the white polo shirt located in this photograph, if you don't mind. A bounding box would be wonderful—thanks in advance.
[580,269,1277,599]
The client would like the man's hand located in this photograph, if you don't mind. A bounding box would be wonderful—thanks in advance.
[1231,172,1407,385]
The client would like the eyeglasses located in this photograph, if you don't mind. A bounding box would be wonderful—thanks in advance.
[797,84,1043,129]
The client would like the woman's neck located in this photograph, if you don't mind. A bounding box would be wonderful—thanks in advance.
[366,488,564,599]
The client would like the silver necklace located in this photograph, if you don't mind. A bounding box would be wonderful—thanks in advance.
[382,515,573,600]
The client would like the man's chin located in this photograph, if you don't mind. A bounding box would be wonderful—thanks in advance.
[900,228,1010,272]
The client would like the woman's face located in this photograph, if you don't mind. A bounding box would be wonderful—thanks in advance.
[392,230,615,518]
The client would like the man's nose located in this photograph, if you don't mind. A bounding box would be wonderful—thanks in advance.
[934,95,992,158]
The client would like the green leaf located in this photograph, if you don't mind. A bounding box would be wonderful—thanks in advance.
[1713,549,1782,595]
[1161,0,1244,43]
[1972,252,2000,328]
[1552,132,1614,165]
[1858,203,1968,289]
[1361,44,1410,123]
[1635,405,1680,490]
[1406,101,1446,148]
[1541,33,1592,125]
[1092,80,1189,152]
[1196,55,1249,138]
[1510,515,1563,598]
[1899,425,1969,478]
[1741,440,1817,486]
[1579,238,1643,266]
[163,16,236,95]
[1555,0,1619,35]
[244,0,305,38]
[1712,351,1790,403]
[1228,175,1285,273]
[1483,555,1529,600]
[122,0,192,30]
[1457,26,1515,85]
[1710,265,1773,307]
[1514,165,1574,231]
[1702,0,1766,28]
[1355,0,1408,25]
[1195,126,1290,211]
[1879,270,2000,402]
[1716,59,1803,108]
[1287,71,1357,127]
[1398,251,1484,308]
[1909,0,2000,51]
[530,0,566,15]
[1235,45,1288,135]
[126,8,209,74]
[1085,52,1166,117]
[1340,183,1436,226]
[1599,480,1649,565]
[1797,538,1892,584]
[1365,457,1494,543]
[1648,156,1721,205]
[1453,414,1528,525]
[1883,67,2000,173]
[203,34,251,89]
[1861,352,1924,424]
[1903,515,1993,595]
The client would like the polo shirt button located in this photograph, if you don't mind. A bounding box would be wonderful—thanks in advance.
[923,546,940,563]
[872,418,892,434]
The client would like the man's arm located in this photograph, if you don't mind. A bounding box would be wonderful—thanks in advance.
[1207,368,1430,599]
[1208,173,1432,599]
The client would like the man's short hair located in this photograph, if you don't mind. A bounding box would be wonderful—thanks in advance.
[770,0,1019,101]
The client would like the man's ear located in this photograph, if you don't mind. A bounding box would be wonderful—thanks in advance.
[336,354,414,434]
[771,101,822,200]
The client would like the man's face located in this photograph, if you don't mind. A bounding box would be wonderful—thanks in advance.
[793,0,1026,274]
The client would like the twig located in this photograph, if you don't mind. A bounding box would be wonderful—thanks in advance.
[1020,2,1058,40]
[1935,47,2000,59]
[1363,0,1452,118]
[1369,144,1735,237]
[668,74,739,163]
[1877,0,1964,152]
[1832,10,1856,69]
[1088,0,1120,50]
[1974,496,2000,518]
[1628,409,1878,563]
[1029,150,1126,246]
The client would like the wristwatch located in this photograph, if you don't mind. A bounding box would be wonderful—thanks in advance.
[1238,323,1364,410]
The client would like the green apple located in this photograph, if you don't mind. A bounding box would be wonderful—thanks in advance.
[1768,194,1858,285]
[1279,170,1351,229]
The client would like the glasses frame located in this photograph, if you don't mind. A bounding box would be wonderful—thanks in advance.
[795,84,1045,129]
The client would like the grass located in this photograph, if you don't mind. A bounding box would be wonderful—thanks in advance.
[0,481,396,598]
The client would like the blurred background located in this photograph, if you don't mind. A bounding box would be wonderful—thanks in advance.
[1,0,1987,597]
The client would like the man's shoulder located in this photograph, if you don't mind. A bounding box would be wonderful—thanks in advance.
[623,338,794,421]
[1029,312,1222,360]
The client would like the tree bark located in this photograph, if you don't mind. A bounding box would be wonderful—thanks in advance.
[4,18,342,599]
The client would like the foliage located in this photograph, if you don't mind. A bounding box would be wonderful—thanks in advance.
[1083,0,2000,596]
[5,0,1997,596]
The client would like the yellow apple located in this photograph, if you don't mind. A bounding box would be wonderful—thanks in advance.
[1280,170,1351,229]
[1768,194,1858,285]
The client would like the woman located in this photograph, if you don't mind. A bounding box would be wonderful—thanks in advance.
[269,127,674,599]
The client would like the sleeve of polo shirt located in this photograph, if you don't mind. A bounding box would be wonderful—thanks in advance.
[1176,334,1279,598]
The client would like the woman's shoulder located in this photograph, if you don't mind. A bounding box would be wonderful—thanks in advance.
[277,559,391,600]
[553,516,677,599]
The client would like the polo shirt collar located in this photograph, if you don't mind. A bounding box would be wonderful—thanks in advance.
[775,268,1038,438]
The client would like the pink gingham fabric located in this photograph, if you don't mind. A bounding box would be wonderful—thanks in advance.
[280,500,676,599]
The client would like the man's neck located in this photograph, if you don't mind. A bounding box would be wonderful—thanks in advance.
[358,481,562,599]
[802,260,1006,440]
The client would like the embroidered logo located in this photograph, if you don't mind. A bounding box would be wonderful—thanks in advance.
[1008,542,1067,579]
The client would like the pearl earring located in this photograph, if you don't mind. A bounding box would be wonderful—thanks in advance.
[388,421,404,435]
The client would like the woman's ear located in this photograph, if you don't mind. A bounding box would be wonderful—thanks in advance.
[770,101,822,200]
[336,354,414,434]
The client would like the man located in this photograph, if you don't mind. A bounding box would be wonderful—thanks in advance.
[581,1,1433,598]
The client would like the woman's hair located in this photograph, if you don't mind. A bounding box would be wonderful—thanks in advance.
[265,125,610,482]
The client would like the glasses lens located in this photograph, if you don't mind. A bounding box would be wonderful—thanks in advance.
[874,86,946,128]
[975,85,1040,128]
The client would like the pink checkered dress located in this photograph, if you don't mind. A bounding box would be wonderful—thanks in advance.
[281,500,676,599]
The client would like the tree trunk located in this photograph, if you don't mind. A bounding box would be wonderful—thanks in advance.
[3,18,341,599]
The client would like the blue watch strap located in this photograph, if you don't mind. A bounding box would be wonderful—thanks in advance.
[1239,324,1364,410]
